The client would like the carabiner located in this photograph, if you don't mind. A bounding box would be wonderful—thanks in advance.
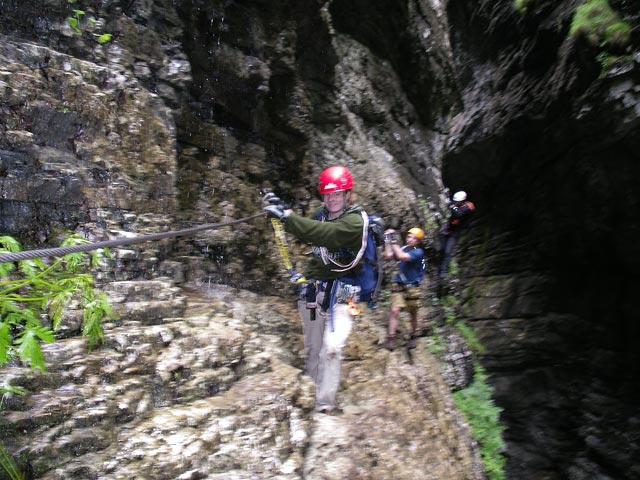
[347,298,361,316]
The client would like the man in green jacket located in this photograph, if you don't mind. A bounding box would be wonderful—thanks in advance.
[263,166,368,414]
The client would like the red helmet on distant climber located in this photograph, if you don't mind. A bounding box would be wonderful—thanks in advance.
[318,166,354,195]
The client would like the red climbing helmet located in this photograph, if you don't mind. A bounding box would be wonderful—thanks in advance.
[318,166,353,194]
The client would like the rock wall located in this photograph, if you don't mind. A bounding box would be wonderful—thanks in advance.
[1,0,640,479]
[1,0,449,289]
[444,0,640,478]
[0,0,478,478]
[167,0,453,290]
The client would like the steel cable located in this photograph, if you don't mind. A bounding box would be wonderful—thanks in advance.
[0,212,264,263]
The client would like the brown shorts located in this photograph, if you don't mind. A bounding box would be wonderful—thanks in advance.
[390,284,421,311]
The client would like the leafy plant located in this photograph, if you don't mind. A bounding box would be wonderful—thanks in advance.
[570,0,631,49]
[437,294,458,325]
[1,383,27,479]
[65,0,112,44]
[514,0,531,15]
[0,442,25,480]
[66,8,84,35]
[596,52,634,74]
[0,383,27,400]
[0,234,112,371]
[448,257,459,277]
[433,289,505,478]
[425,327,444,355]
[454,366,506,480]
[455,321,485,354]
[416,194,441,246]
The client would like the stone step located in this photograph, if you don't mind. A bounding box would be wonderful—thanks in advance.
[103,279,182,303]
[109,298,187,325]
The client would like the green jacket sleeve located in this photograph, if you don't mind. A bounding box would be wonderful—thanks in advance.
[284,211,364,251]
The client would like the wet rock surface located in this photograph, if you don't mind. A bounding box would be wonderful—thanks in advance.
[1,0,639,478]
[1,281,481,479]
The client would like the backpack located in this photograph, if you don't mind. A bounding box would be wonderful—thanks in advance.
[335,213,385,306]
[315,208,385,305]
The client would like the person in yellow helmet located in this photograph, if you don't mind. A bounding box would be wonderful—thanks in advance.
[382,226,425,350]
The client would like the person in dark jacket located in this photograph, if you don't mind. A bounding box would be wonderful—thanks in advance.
[263,166,369,414]
[438,190,475,279]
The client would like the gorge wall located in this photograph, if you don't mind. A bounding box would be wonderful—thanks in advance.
[444,1,640,478]
[1,0,639,478]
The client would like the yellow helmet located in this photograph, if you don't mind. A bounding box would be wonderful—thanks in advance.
[407,227,424,240]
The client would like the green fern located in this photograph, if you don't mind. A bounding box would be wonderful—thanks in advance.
[0,322,10,364]
[48,290,72,330]
[15,330,47,371]
[1,383,27,399]
[456,321,485,353]
[0,234,112,371]
[570,0,631,48]
[454,366,506,480]
[0,442,26,480]
[433,288,505,479]
[82,293,110,350]
[0,237,19,277]
[0,234,110,479]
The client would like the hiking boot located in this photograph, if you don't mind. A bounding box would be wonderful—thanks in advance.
[315,405,343,415]
[407,336,417,349]
[385,335,396,351]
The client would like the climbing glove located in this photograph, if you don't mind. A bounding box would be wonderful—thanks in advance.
[263,204,290,220]
[262,192,290,210]
[262,191,291,219]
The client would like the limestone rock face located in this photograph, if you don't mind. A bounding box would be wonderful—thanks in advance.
[1,281,482,479]
[1,0,450,286]
[1,0,640,479]
[0,39,177,233]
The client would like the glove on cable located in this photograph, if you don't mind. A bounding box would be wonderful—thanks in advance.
[262,191,291,220]
[262,191,277,204]
[262,192,290,209]
[263,204,290,220]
